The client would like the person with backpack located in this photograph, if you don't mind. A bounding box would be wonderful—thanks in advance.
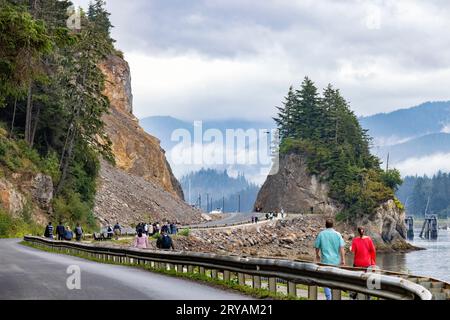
[113,222,122,240]
[156,231,174,250]
[44,222,54,239]
[56,221,65,240]
[74,223,83,241]
[134,229,149,249]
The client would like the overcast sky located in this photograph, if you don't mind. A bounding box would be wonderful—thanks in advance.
[73,0,450,121]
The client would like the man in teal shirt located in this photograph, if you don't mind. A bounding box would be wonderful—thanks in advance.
[314,219,346,300]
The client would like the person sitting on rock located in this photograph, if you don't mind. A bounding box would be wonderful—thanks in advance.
[64,226,73,241]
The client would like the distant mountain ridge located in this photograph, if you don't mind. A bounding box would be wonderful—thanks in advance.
[139,115,276,183]
[358,101,450,176]
[360,101,450,146]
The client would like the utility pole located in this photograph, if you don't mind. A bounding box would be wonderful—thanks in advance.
[222,196,225,213]
[238,194,241,213]
[206,193,209,213]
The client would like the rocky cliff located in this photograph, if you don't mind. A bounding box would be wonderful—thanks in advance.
[94,54,201,225]
[255,153,409,249]
[0,172,53,226]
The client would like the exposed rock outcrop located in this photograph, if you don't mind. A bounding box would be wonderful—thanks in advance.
[94,54,199,225]
[30,173,53,211]
[0,178,26,217]
[98,55,184,199]
[255,153,409,248]
[254,153,341,215]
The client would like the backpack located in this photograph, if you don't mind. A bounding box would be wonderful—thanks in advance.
[161,235,172,249]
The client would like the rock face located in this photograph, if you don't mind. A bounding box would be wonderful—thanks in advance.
[30,174,53,211]
[353,199,408,249]
[255,153,408,248]
[94,54,199,225]
[0,178,26,217]
[98,55,184,199]
[254,153,341,215]
[0,173,52,225]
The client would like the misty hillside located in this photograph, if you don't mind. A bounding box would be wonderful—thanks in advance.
[375,133,450,164]
[360,101,450,146]
[180,168,259,212]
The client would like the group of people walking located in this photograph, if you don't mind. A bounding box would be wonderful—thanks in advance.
[314,219,376,300]
[44,222,84,241]
[135,221,178,236]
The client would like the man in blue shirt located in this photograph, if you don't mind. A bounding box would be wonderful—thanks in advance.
[314,219,346,300]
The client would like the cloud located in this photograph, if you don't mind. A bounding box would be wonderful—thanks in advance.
[395,153,450,176]
[72,0,450,121]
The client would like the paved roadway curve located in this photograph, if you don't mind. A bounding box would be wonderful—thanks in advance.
[187,212,266,228]
[0,239,250,300]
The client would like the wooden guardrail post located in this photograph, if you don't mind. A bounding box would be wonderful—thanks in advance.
[268,277,277,293]
[199,266,205,275]
[287,282,297,297]
[332,289,342,300]
[224,270,231,282]
[238,273,245,286]
[308,286,318,300]
[253,275,261,289]
[188,265,194,273]
[211,269,218,279]
[176,264,183,273]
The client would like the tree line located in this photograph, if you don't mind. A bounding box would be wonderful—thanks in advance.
[397,172,450,218]
[0,0,116,229]
[274,77,403,218]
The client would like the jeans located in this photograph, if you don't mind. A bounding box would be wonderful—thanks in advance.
[324,287,332,300]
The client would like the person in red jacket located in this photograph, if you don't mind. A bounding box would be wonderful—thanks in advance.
[350,227,376,268]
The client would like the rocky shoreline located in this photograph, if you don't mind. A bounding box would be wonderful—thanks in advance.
[104,214,422,262]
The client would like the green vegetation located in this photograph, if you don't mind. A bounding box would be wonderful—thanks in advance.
[0,208,42,238]
[274,78,403,218]
[21,241,304,300]
[0,0,117,231]
[397,171,450,218]
[178,228,190,237]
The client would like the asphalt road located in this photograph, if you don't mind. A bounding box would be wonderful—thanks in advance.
[188,212,266,228]
[0,239,250,300]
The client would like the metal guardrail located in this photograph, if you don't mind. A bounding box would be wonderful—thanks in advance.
[23,236,432,300]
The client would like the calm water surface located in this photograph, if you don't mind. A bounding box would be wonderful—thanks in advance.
[373,229,450,282]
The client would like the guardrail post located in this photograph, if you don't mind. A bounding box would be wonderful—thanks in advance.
[268,277,277,293]
[224,270,231,282]
[176,264,183,273]
[238,273,245,286]
[199,267,205,275]
[253,276,261,289]
[211,269,218,279]
[308,286,318,300]
[287,282,297,297]
[188,265,194,273]
[332,289,342,300]
[357,293,368,300]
